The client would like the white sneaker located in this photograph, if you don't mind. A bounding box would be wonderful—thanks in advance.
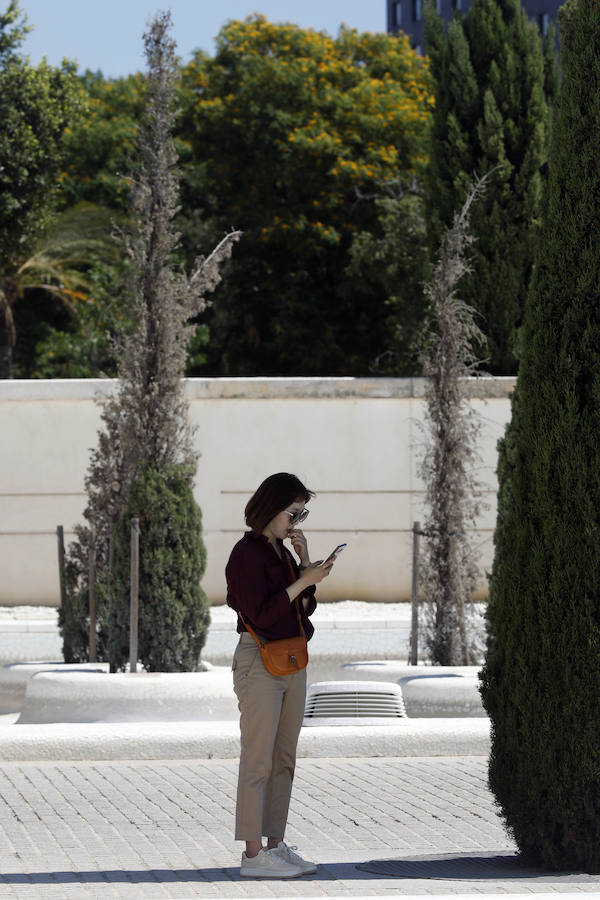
[240,847,303,878]
[274,841,317,875]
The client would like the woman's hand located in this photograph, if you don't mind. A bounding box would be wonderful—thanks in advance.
[286,557,334,602]
[300,559,333,585]
[288,528,310,567]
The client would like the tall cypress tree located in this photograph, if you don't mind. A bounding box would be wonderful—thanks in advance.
[480,0,600,871]
[425,0,556,374]
[59,13,240,668]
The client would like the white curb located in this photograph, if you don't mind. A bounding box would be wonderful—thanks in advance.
[0,718,490,761]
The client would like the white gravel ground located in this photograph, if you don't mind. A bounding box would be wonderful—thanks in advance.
[0,605,59,620]
[0,601,411,621]
[210,599,411,623]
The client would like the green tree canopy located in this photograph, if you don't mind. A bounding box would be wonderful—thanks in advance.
[19,16,433,378]
[178,16,433,375]
[480,0,600,871]
[0,1,83,376]
[59,71,146,212]
[16,71,149,378]
[425,0,557,375]
[0,50,82,264]
[0,0,29,60]
[345,183,428,375]
[12,203,127,378]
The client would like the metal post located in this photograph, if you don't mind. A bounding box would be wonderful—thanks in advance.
[409,522,421,665]
[56,526,67,608]
[108,529,117,673]
[129,518,140,673]
[88,532,97,663]
[450,532,470,665]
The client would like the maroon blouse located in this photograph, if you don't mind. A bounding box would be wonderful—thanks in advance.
[226,531,317,641]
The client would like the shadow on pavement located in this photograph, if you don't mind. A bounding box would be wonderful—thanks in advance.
[0,867,330,885]
[356,851,600,883]
[0,869,230,885]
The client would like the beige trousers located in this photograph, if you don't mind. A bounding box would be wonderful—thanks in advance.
[232,631,307,841]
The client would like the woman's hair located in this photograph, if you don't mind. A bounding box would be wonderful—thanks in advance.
[245,472,315,534]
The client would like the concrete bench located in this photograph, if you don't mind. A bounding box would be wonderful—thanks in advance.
[0,662,108,713]
[17,667,238,724]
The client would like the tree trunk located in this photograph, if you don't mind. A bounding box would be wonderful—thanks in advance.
[0,339,12,379]
[0,281,16,379]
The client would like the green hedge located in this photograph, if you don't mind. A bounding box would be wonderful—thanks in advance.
[58,559,92,663]
[107,465,210,672]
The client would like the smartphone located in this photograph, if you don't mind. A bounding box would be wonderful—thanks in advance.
[321,543,347,565]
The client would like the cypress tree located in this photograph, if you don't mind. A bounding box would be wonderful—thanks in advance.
[480,0,600,871]
[59,13,239,667]
[425,0,555,374]
[419,177,487,666]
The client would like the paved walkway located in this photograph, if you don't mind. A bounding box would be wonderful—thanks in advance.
[0,755,597,899]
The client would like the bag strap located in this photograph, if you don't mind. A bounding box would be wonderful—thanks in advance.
[284,554,306,636]
[238,611,268,647]
[239,551,306,645]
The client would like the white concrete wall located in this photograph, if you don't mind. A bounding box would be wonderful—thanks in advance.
[0,377,515,607]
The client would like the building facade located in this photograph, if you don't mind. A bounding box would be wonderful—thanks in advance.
[387,0,560,52]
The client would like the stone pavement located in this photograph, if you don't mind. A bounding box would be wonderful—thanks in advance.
[0,755,597,899]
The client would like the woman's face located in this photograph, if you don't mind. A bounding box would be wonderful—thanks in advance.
[263,500,305,542]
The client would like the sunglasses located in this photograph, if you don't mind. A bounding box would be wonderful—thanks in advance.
[287,508,309,527]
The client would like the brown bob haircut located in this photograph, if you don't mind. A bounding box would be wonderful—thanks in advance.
[245,472,315,534]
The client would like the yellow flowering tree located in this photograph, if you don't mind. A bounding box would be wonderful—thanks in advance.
[179,16,433,375]
[60,71,146,212]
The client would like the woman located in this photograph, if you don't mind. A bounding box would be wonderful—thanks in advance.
[226,472,334,878]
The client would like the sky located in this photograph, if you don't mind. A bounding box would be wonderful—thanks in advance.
[19,1,387,78]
